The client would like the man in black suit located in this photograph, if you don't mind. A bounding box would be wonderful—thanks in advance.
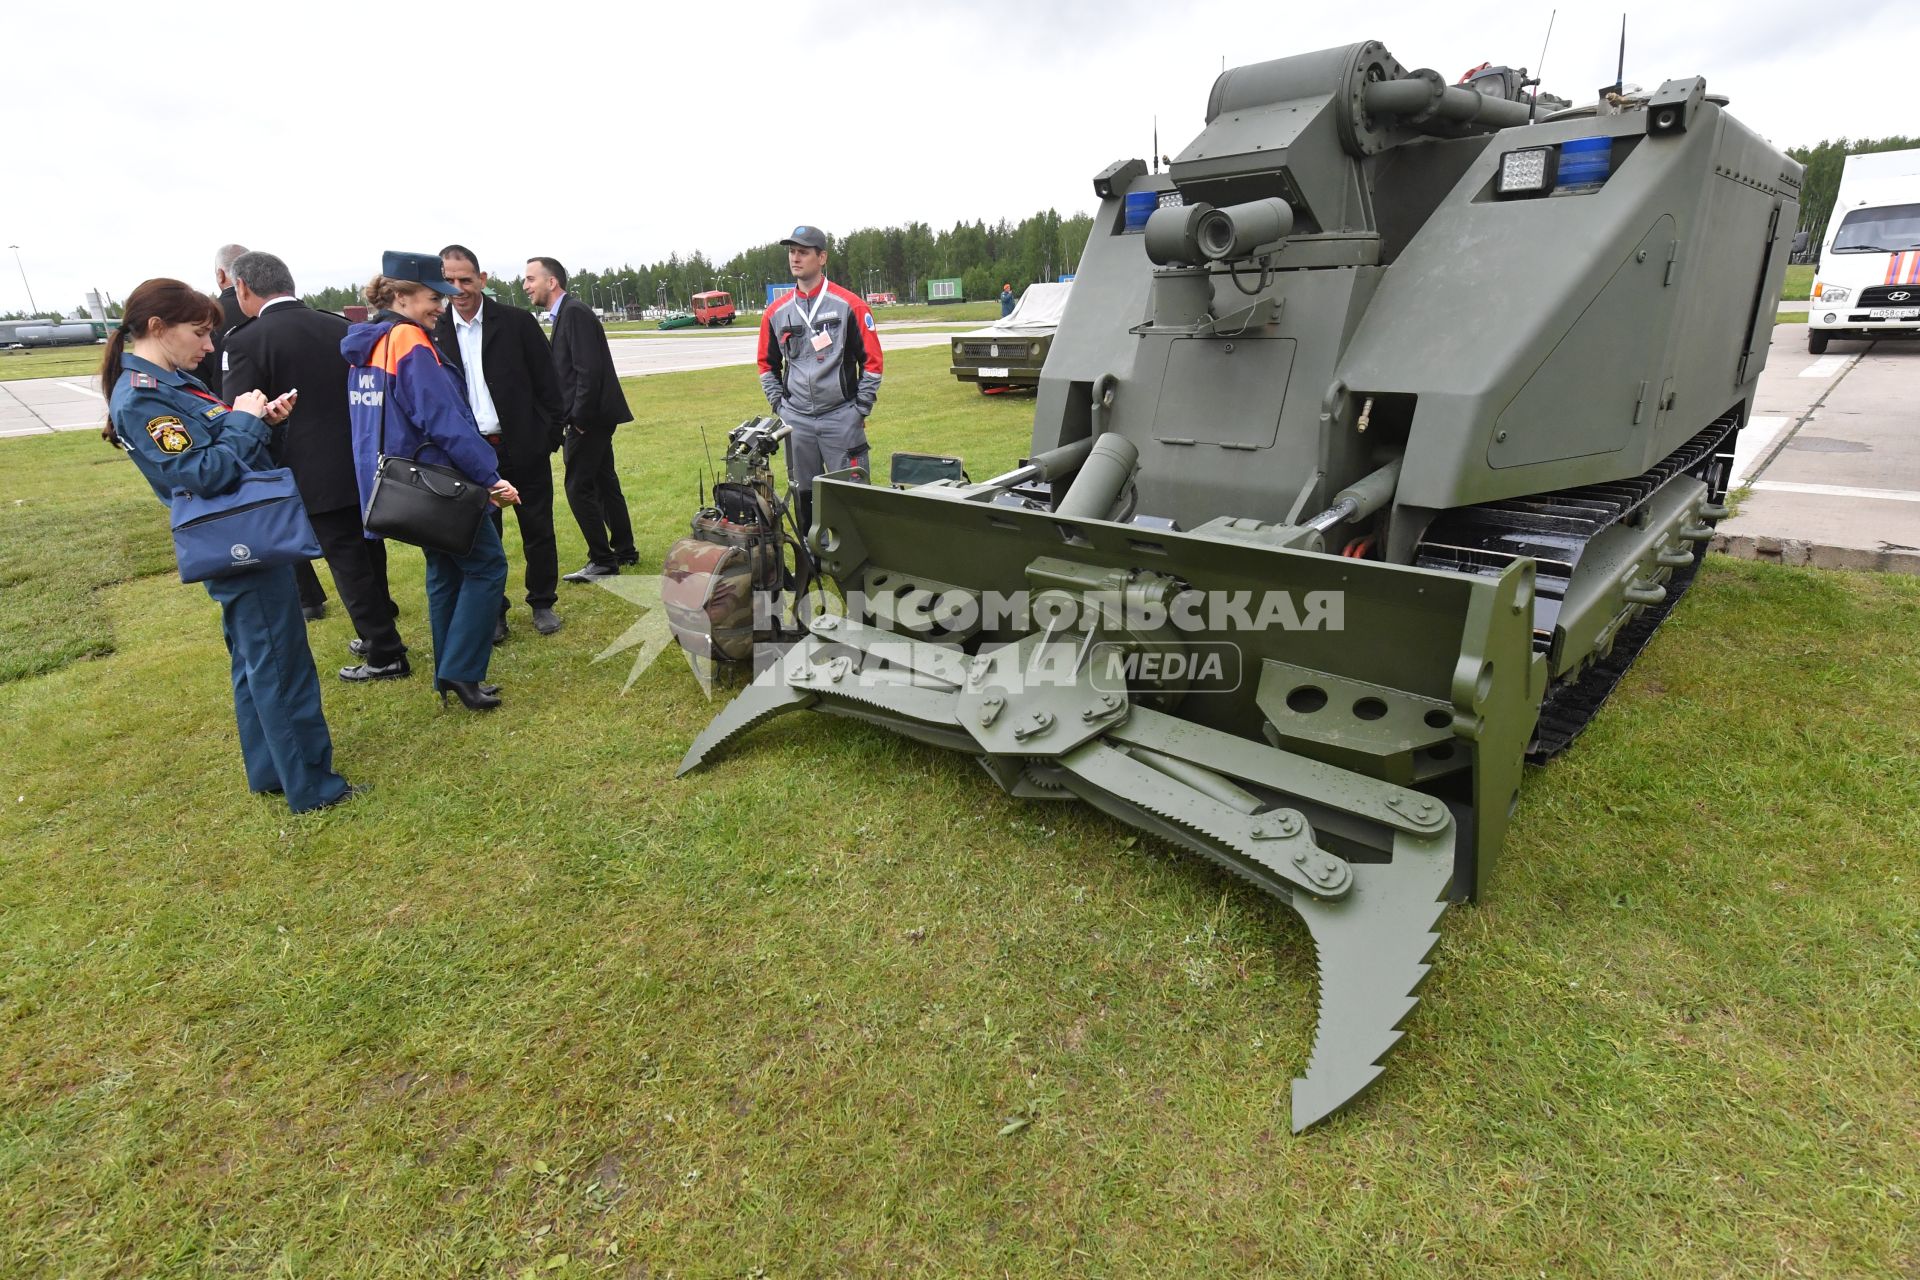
[195,241,330,621]
[436,245,567,637]
[223,251,410,681]
[523,256,635,581]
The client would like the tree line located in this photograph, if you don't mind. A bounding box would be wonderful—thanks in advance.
[1787,135,1919,247]
[300,209,1096,315]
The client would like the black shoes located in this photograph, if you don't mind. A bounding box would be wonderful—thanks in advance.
[616,552,640,567]
[493,616,510,645]
[303,603,328,622]
[308,782,371,812]
[532,608,563,635]
[436,678,501,710]
[348,638,368,657]
[340,656,411,682]
[563,562,618,583]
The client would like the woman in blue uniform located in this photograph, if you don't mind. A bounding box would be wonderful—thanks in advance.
[341,252,519,710]
[104,278,359,813]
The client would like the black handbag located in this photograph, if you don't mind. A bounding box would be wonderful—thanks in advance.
[360,333,491,557]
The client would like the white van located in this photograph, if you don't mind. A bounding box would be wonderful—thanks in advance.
[1807,149,1920,353]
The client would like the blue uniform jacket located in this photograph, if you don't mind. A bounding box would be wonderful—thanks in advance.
[340,314,500,520]
[110,353,273,503]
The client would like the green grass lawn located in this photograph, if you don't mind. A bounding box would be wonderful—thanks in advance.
[0,344,111,383]
[1783,263,1813,301]
[2,348,1916,1277]
[866,301,1002,324]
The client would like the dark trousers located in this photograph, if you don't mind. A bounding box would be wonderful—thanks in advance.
[562,426,635,569]
[205,564,348,813]
[309,506,406,665]
[489,443,560,610]
[293,560,327,609]
[423,516,508,684]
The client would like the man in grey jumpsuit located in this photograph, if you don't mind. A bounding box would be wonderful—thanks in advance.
[756,225,884,535]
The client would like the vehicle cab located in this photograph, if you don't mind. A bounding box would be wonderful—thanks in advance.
[1808,178,1920,353]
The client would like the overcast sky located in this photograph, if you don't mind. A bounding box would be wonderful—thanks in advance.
[6,0,1912,314]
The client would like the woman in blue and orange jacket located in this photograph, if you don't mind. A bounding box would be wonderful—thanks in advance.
[341,253,520,711]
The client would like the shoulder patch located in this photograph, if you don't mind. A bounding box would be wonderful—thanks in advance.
[146,415,192,454]
[203,406,224,419]
[130,372,159,388]
[863,311,875,331]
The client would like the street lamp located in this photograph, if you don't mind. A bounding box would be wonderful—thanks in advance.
[8,246,39,316]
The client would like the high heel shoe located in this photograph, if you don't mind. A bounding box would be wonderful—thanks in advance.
[436,678,501,710]
[434,677,500,696]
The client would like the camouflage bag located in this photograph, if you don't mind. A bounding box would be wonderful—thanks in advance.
[663,482,782,662]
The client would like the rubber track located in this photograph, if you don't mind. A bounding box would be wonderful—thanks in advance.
[1523,551,1700,763]
[1412,412,1738,763]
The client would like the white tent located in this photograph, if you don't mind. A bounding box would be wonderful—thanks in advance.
[976,281,1073,335]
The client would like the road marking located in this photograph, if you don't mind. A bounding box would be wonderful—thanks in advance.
[1798,354,1849,379]
[57,381,102,398]
[1750,480,1920,504]
[1730,414,1791,483]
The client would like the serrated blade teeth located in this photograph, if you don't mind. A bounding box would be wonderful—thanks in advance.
[1288,848,1452,1132]
[676,664,815,775]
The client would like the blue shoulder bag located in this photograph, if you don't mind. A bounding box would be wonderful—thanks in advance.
[170,466,322,583]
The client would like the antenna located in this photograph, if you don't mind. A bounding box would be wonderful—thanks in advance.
[1614,12,1627,96]
[698,422,718,505]
[1527,8,1557,124]
[1153,117,1159,174]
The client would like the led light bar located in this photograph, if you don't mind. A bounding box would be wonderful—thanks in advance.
[1496,145,1559,198]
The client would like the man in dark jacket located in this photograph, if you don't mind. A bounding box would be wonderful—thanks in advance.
[223,251,410,680]
[436,245,567,636]
[523,256,634,581]
[192,242,248,395]
[196,242,329,620]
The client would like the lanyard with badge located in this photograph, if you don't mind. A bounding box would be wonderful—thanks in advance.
[801,280,833,357]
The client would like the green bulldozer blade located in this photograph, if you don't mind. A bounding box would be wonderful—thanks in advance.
[681,600,1474,1130]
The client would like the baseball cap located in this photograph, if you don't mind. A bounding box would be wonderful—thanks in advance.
[780,225,828,250]
[382,249,460,297]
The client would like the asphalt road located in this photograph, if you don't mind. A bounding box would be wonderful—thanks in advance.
[0,330,960,439]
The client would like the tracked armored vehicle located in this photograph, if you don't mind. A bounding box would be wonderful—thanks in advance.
[682,41,1801,1129]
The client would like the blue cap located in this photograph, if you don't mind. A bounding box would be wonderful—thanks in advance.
[381,249,460,297]
[780,225,828,250]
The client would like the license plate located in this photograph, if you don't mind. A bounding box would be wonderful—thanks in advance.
[1869,307,1919,319]
[977,366,1009,378]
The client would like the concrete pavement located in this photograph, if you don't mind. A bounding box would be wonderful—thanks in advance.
[0,375,107,437]
[1714,324,1920,573]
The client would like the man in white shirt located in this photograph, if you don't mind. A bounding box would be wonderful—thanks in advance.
[436,245,568,638]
